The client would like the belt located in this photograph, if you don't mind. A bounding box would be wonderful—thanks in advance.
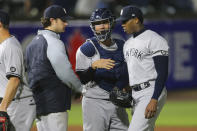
[131,81,151,91]
[85,97,110,101]
[0,95,33,103]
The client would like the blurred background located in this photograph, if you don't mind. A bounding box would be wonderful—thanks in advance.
[1,0,197,20]
[1,0,197,131]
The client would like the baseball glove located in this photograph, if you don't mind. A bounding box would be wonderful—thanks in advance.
[0,111,10,131]
[109,87,133,108]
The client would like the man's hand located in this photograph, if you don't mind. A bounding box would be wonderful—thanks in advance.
[74,92,83,100]
[145,99,158,119]
[92,59,115,70]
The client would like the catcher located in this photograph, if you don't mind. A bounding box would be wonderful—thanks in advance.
[76,8,132,131]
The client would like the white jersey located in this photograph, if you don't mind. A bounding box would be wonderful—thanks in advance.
[123,30,169,86]
[0,36,33,98]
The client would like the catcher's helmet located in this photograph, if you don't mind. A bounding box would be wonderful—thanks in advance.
[90,8,115,42]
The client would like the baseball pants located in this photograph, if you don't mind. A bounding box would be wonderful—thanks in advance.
[36,111,68,131]
[7,97,36,131]
[82,97,129,131]
[128,81,167,131]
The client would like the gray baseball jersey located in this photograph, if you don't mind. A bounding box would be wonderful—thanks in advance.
[123,30,168,131]
[76,40,118,99]
[76,39,129,131]
[0,36,32,98]
[123,30,169,86]
[0,36,36,131]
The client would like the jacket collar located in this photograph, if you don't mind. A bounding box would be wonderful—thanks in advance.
[37,29,60,39]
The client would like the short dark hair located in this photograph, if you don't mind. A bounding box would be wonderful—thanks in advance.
[41,17,51,28]
[0,10,10,29]
[2,23,9,29]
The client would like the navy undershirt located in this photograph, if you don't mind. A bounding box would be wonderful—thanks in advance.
[76,67,95,84]
[152,56,168,100]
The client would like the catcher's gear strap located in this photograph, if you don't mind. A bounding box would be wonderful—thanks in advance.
[0,111,10,131]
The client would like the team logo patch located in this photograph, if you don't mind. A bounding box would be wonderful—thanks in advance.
[10,67,16,72]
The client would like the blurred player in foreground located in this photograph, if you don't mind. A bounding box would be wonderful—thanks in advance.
[0,10,36,131]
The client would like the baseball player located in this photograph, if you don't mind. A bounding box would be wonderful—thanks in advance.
[0,10,36,131]
[117,6,169,131]
[25,5,82,131]
[76,8,129,131]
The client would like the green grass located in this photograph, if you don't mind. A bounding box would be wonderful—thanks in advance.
[68,101,197,126]
[156,101,197,126]
[68,103,83,125]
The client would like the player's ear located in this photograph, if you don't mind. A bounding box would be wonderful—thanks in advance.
[49,18,55,24]
[135,18,139,24]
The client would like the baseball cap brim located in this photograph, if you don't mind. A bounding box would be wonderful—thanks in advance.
[60,15,73,21]
[116,16,129,22]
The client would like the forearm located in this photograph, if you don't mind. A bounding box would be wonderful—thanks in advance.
[0,77,20,111]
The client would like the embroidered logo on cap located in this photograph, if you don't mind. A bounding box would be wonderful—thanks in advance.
[96,15,101,19]
[63,8,67,14]
[120,9,123,15]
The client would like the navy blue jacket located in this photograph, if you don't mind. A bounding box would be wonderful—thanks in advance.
[25,30,76,115]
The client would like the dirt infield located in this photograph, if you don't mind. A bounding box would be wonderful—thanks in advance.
[31,125,197,131]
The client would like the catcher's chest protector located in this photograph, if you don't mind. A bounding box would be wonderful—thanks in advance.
[90,37,125,92]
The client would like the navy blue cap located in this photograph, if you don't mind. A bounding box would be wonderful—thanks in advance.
[43,5,72,21]
[116,6,143,23]
[0,10,9,25]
